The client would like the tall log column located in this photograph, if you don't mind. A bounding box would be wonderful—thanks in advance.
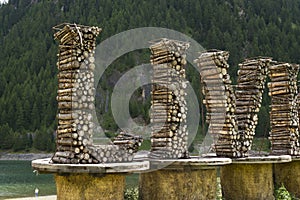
[149,39,190,159]
[235,57,271,156]
[53,23,101,164]
[195,50,239,157]
[269,70,300,198]
[268,62,300,155]
[52,23,139,164]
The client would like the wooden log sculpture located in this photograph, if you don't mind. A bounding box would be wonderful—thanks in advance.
[196,52,300,158]
[268,62,300,155]
[235,57,271,156]
[149,38,189,159]
[52,23,141,164]
[195,50,240,157]
[112,131,143,154]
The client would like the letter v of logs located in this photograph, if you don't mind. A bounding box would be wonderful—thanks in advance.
[196,50,300,158]
[52,23,142,164]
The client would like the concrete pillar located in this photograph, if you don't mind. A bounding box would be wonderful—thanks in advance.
[274,158,300,198]
[220,155,291,200]
[139,157,231,200]
[55,173,124,200]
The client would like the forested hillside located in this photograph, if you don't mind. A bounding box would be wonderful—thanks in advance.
[1,0,300,152]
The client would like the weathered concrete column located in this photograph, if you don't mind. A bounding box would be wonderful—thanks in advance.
[32,158,149,200]
[221,155,291,200]
[274,157,300,198]
[139,157,231,200]
[55,173,124,200]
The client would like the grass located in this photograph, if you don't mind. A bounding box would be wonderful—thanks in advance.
[138,139,151,151]
[251,137,271,153]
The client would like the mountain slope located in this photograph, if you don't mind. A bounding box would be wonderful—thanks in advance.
[0,0,300,151]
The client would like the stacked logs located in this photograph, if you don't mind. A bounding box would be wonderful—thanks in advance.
[149,38,189,159]
[88,145,134,163]
[195,50,240,157]
[268,62,300,155]
[51,23,136,164]
[113,132,143,154]
[235,57,271,155]
[298,92,300,137]
[52,23,100,164]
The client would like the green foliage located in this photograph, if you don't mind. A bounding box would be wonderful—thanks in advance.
[275,185,292,200]
[12,133,31,152]
[0,123,15,149]
[255,106,270,137]
[251,137,271,153]
[138,139,151,150]
[124,187,138,200]
[101,111,119,132]
[104,131,118,139]
[32,128,55,152]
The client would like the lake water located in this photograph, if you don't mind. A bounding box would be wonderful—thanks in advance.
[0,160,56,199]
[0,160,139,199]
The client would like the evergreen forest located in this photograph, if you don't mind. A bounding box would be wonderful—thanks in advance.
[1,0,300,152]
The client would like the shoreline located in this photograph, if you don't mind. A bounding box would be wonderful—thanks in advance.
[7,195,57,200]
[0,153,53,161]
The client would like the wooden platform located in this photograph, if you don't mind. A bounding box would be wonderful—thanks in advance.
[32,158,149,174]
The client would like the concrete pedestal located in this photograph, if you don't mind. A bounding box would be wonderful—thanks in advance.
[274,157,300,198]
[32,158,149,200]
[139,157,231,200]
[220,155,291,200]
[55,173,124,200]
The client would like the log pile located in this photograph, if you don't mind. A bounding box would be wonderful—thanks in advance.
[149,38,189,159]
[235,57,271,155]
[195,50,240,157]
[235,57,271,156]
[268,62,300,155]
[113,131,143,154]
[51,23,136,164]
[195,49,300,157]
[298,92,300,137]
